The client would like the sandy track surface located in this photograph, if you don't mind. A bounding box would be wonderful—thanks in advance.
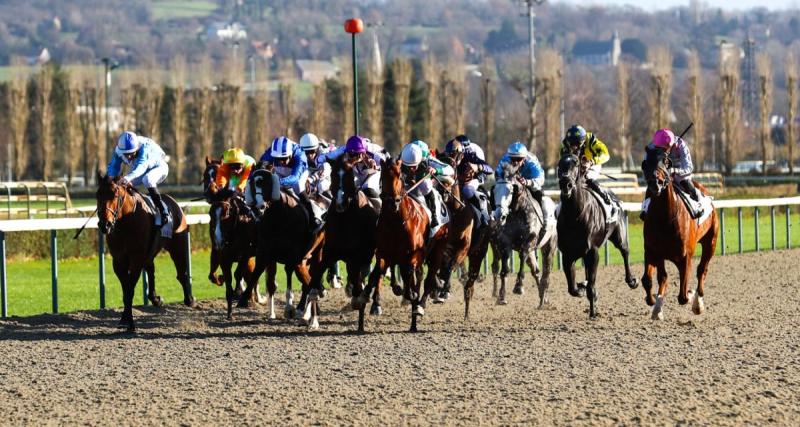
[2,249,799,426]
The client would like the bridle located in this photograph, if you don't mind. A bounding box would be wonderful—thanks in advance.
[99,187,129,234]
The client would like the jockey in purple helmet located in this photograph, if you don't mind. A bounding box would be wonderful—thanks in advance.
[315,135,389,199]
[107,130,170,226]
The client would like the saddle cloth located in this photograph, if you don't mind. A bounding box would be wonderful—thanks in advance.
[587,188,620,223]
[675,188,714,224]
[411,193,450,236]
[141,195,174,238]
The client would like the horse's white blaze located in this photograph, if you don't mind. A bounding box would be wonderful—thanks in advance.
[268,295,276,320]
[652,295,665,320]
[212,207,223,250]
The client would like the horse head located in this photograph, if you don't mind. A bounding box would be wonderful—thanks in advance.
[248,162,280,211]
[96,171,131,235]
[331,156,358,213]
[492,162,522,224]
[209,197,243,251]
[202,156,222,200]
[380,158,404,213]
[558,154,581,199]
[642,147,671,196]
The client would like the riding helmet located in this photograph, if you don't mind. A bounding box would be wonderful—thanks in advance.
[566,125,587,146]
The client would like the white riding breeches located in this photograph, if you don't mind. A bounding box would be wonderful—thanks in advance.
[585,164,601,181]
[130,161,168,189]
[462,178,480,199]
[356,171,381,194]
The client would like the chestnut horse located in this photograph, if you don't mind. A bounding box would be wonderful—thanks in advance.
[96,173,195,332]
[306,156,381,329]
[355,159,449,332]
[556,154,638,318]
[641,148,719,320]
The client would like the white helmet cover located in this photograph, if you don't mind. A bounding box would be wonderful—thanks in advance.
[401,143,423,167]
[299,133,320,151]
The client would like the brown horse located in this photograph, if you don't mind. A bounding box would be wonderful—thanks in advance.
[96,173,195,332]
[355,159,449,332]
[306,156,381,329]
[641,149,719,320]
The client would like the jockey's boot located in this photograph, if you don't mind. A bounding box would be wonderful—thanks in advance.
[148,187,170,227]
[530,188,549,244]
[586,179,611,205]
[680,179,701,202]
[425,190,440,237]
[299,192,323,234]
[467,195,488,228]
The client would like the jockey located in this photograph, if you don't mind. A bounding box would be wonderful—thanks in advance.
[400,140,454,235]
[643,128,704,218]
[561,124,612,204]
[445,138,493,226]
[215,147,256,195]
[259,136,321,230]
[316,135,388,199]
[495,142,550,231]
[107,131,170,226]
[453,134,486,165]
[299,132,333,198]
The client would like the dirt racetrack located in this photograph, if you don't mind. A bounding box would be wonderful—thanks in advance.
[1,249,799,426]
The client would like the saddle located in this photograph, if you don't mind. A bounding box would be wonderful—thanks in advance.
[140,193,174,238]
[675,186,713,222]
[587,187,620,224]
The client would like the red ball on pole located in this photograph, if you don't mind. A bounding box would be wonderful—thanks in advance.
[344,18,363,34]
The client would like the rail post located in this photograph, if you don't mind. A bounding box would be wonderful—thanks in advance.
[186,231,192,286]
[42,184,51,219]
[4,183,11,219]
[787,206,792,249]
[1,231,6,318]
[23,184,31,219]
[771,207,776,251]
[720,209,726,255]
[98,232,106,309]
[737,207,743,254]
[50,230,58,313]
[754,207,760,252]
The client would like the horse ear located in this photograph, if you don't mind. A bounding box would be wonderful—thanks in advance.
[96,169,105,183]
[205,156,211,166]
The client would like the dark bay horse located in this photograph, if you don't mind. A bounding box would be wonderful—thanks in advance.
[307,156,381,328]
[490,162,557,309]
[641,149,719,320]
[96,173,195,332]
[556,154,638,318]
[355,159,449,332]
[238,167,324,323]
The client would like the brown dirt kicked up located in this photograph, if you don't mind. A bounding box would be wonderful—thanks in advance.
[1,249,799,426]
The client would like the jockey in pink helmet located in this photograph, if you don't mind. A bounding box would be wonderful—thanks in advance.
[642,128,704,218]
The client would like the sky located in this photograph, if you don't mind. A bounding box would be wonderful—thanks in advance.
[552,0,798,11]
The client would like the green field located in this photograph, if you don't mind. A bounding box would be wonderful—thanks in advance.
[1,208,798,317]
[150,0,218,20]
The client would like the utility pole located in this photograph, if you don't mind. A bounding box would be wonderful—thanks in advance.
[521,0,545,151]
[101,57,119,173]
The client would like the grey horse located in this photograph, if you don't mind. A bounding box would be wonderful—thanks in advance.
[489,162,558,308]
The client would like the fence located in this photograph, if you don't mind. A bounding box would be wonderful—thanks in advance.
[1,196,799,319]
[0,182,76,219]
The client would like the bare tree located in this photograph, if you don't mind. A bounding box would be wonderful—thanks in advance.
[37,64,55,180]
[311,83,326,136]
[648,46,673,131]
[422,55,441,145]
[537,49,563,169]
[132,84,162,140]
[365,61,384,144]
[756,52,773,175]
[479,57,497,165]
[8,57,28,180]
[170,55,187,184]
[393,58,413,146]
[338,70,353,143]
[245,90,267,157]
[278,82,295,139]
[788,53,798,175]
[719,50,742,175]
[443,61,466,141]
[64,84,80,186]
[616,61,631,170]
[687,51,706,171]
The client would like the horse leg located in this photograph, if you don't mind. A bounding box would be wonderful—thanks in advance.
[583,249,600,318]
[222,258,236,320]
[513,248,529,295]
[370,275,383,316]
[526,248,544,307]
[237,254,265,308]
[693,225,718,315]
[563,254,584,297]
[408,264,421,333]
[144,261,162,307]
[642,253,657,307]
[652,261,669,321]
[538,238,556,309]
[208,246,223,286]
[327,262,342,289]
[265,262,278,320]
[165,232,196,307]
[113,258,135,331]
[677,255,693,307]
[497,247,510,305]
[284,265,296,320]
[491,242,500,297]
[357,259,387,333]
[610,223,639,289]
[294,263,315,326]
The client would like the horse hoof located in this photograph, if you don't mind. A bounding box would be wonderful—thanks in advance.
[496,299,508,306]
[285,307,295,319]
[391,284,403,296]
[645,296,655,306]
[345,283,354,297]
[237,299,251,309]
[370,305,383,316]
[350,297,365,311]
[413,306,425,316]
[151,296,163,307]
[678,294,689,305]
[627,278,639,289]
[401,298,411,307]
[331,276,342,289]
[184,298,197,308]
[268,312,277,320]
[513,286,524,295]
[308,317,319,330]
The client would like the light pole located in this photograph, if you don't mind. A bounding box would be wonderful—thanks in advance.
[345,18,364,135]
[101,57,119,172]
[521,0,545,150]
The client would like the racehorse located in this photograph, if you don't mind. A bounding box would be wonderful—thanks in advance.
[238,166,323,322]
[306,156,381,328]
[355,159,449,332]
[641,148,719,320]
[556,154,638,318]
[208,195,261,319]
[490,162,557,309]
[96,172,195,332]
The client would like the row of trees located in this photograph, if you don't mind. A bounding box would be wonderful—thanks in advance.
[1,46,797,187]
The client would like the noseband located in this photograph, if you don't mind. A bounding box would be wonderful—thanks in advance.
[100,190,128,231]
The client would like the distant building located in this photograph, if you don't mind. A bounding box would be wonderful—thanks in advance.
[398,36,429,56]
[572,31,621,66]
[207,22,247,41]
[294,60,339,84]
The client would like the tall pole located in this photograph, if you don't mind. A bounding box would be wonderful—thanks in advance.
[102,58,111,164]
[352,33,359,135]
[524,1,545,151]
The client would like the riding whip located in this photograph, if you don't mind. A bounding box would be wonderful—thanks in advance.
[404,172,433,195]
[73,208,98,239]
[678,122,694,139]
[432,174,465,207]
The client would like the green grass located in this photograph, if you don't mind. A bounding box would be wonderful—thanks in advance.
[150,0,217,20]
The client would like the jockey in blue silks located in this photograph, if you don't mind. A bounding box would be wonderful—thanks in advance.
[493,141,550,230]
[107,130,170,226]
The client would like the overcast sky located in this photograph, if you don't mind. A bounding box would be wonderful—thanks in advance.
[551,0,799,11]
